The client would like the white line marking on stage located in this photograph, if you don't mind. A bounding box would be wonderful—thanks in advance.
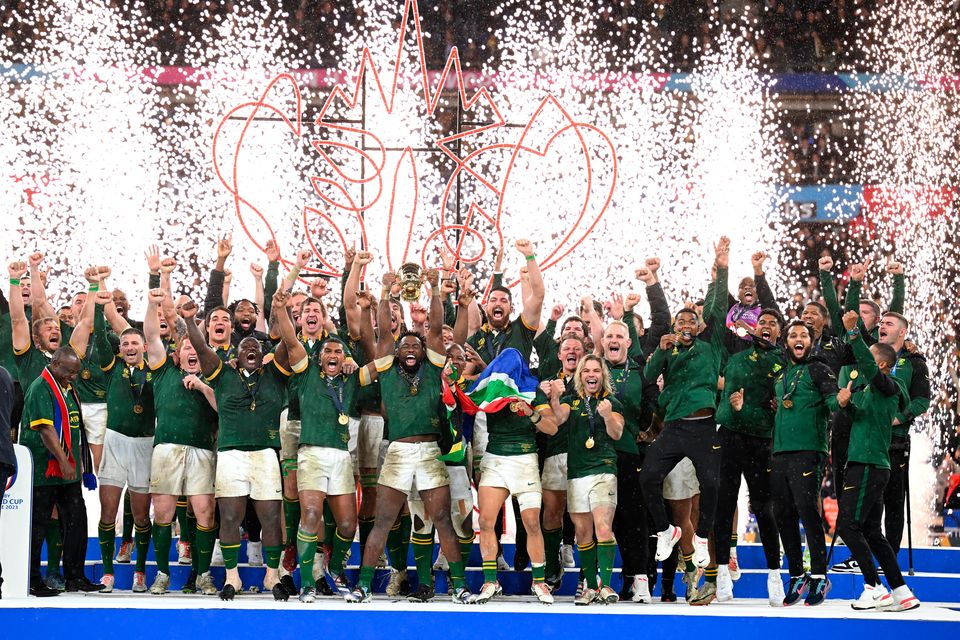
[2,594,958,621]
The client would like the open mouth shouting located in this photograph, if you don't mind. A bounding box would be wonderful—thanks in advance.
[584,374,600,394]
[324,357,340,376]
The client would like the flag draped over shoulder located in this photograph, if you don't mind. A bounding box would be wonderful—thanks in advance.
[464,348,538,412]
[437,348,538,463]
[39,367,97,490]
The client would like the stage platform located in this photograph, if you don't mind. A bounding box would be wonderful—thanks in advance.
[3,592,958,639]
[38,539,960,603]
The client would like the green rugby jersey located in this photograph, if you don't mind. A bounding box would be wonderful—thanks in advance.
[149,356,217,451]
[18,375,82,487]
[290,361,359,451]
[363,350,445,442]
[204,358,290,451]
[485,389,550,457]
[560,392,623,479]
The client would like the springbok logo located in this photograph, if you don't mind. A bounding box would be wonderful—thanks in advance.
[213,0,617,298]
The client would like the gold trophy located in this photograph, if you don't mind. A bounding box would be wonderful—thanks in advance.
[398,262,423,302]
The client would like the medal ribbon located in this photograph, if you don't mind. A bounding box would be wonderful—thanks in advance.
[397,366,422,394]
[323,375,346,416]
[238,369,264,408]
[128,365,147,409]
[783,365,804,405]
[583,394,597,442]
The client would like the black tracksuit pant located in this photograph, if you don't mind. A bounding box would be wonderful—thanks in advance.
[30,482,88,587]
[771,450,826,576]
[837,462,906,589]
[639,417,720,538]
[613,450,647,579]
[713,428,781,569]
[883,439,908,552]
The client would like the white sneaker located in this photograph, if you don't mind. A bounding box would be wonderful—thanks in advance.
[197,572,218,595]
[655,525,681,561]
[132,571,147,593]
[532,581,554,604]
[560,544,575,568]
[433,551,449,571]
[246,541,263,567]
[692,535,710,568]
[177,540,191,565]
[728,554,741,581]
[766,569,785,607]
[149,571,170,595]
[474,581,502,605]
[99,574,115,593]
[852,584,894,610]
[890,585,920,611]
[210,540,224,567]
[496,553,511,571]
[716,565,733,602]
[630,575,652,603]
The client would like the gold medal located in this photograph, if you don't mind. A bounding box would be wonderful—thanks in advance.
[585,437,595,449]
[133,404,144,414]
[509,401,520,413]
[782,399,794,409]
[338,414,349,425]
[850,370,859,380]
[410,386,418,396]
[250,401,256,411]
[81,369,91,380]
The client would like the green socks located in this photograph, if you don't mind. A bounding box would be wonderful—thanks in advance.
[387,513,411,571]
[532,562,546,583]
[597,539,617,588]
[330,528,353,575]
[459,535,475,567]
[184,511,197,547]
[45,518,63,576]
[264,545,282,570]
[543,526,562,578]
[482,559,497,583]
[121,492,134,542]
[153,522,173,574]
[221,542,241,570]
[412,531,434,587]
[578,542,598,589]
[194,524,216,575]
[283,497,301,546]
[448,559,466,590]
[134,522,152,573]
[98,522,116,575]
[175,498,192,545]
[359,565,375,591]
[683,552,697,573]
[705,566,718,583]
[297,529,319,589]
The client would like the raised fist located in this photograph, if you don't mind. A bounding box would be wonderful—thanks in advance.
[422,268,440,288]
[29,252,44,267]
[818,254,833,271]
[295,249,311,269]
[550,304,565,321]
[179,299,198,319]
[624,292,641,311]
[645,257,661,273]
[354,250,374,266]
[148,288,166,304]
[265,239,281,263]
[752,251,767,275]
[597,399,613,418]
[160,257,177,274]
[515,238,534,258]
[250,263,264,279]
[7,261,26,279]
[886,261,904,275]
[842,310,859,332]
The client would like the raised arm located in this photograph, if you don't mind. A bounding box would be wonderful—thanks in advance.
[68,267,100,357]
[262,239,281,323]
[452,268,476,346]
[144,288,169,366]
[345,250,372,339]
[180,299,220,377]
[545,379,569,425]
[636,257,670,358]
[8,261,30,353]
[270,290,306,366]
[817,255,844,333]
[28,252,56,320]
[423,268,444,354]
[886,261,905,314]
[515,239,544,331]
[355,291,377,363]
[376,273,398,359]
[708,237,730,329]
[281,248,311,294]
[93,288,118,370]
[752,251,782,316]
[250,262,266,332]
[581,295,605,355]
[203,234,231,315]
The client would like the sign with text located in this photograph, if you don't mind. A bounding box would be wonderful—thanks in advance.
[0,444,33,598]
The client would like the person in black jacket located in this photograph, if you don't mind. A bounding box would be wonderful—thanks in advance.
[0,365,17,598]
